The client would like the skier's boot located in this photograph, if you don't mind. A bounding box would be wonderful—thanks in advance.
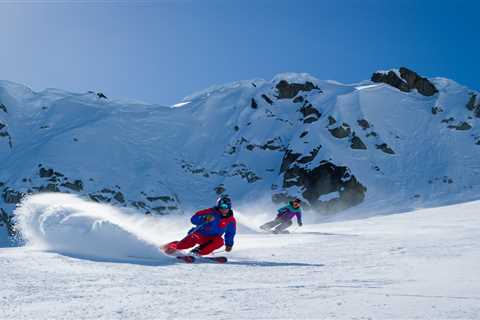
[190,246,202,256]
[164,241,179,254]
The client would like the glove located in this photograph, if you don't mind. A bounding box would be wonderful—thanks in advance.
[225,245,233,252]
[298,222,303,227]
[204,215,215,222]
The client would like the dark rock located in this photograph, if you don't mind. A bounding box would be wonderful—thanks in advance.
[371,71,410,92]
[131,201,147,209]
[448,122,472,131]
[0,208,15,236]
[466,94,476,111]
[250,98,258,109]
[441,117,455,124]
[2,188,24,204]
[89,194,110,203]
[293,96,304,103]
[357,119,370,129]
[297,146,320,164]
[280,150,302,173]
[329,123,351,139]
[351,135,367,150]
[0,103,7,113]
[431,106,443,115]
[275,80,320,99]
[328,116,337,126]
[246,144,255,151]
[300,131,308,138]
[371,67,438,96]
[376,143,395,154]
[0,123,5,130]
[261,94,273,105]
[278,160,366,212]
[399,67,438,96]
[234,125,239,131]
[97,92,108,99]
[61,180,83,192]
[300,102,321,124]
[39,167,54,178]
[152,206,167,214]
[146,196,173,202]
[114,192,125,203]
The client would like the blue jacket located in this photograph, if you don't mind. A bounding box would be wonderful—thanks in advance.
[189,207,237,246]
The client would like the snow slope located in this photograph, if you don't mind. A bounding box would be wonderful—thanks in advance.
[2,195,479,319]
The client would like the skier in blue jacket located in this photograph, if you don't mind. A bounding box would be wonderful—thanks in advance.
[164,196,236,255]
[260,198,303,233]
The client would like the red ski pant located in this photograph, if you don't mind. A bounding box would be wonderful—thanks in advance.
[171,232,224,255]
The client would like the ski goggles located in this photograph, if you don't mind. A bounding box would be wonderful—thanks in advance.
[219,203,231,209]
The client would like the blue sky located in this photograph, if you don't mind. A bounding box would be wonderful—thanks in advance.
[1,0,478,105]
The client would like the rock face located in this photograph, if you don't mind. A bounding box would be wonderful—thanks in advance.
[277,150,366,212]
[371,67,438,96]
[275,80,320,99]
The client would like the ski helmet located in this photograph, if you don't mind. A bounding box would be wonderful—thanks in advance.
[216,196,232,210]
[290,198,302,207]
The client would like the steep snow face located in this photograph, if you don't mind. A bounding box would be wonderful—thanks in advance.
[1,71,480,244]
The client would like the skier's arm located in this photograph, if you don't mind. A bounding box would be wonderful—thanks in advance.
[276,206,288,217]
[224,220,237,249]
[191,208,213,225]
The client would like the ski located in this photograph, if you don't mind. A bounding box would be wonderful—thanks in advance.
[176,255,227,264]
[176,255,195,263]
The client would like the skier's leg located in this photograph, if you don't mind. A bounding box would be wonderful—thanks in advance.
[198,236,224,255]
[175,232,202,250]
[260,218,282,230]
[273,220,292,233]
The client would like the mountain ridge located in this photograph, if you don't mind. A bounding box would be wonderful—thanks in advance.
[1,67,479,245]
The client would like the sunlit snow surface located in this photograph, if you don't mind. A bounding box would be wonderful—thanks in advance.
[2,194,479,319]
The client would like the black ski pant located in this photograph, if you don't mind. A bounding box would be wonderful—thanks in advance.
[260,218,292,233]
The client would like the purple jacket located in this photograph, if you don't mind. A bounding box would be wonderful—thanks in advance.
[276,204,302,225]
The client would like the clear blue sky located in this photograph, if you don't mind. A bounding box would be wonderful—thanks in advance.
[1,0,478,105]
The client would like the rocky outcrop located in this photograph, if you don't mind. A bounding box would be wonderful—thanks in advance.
[371,70,410,92]
[0,103,7,113]
[299,101,321,124]
[351,135,367,150]
[376,143,395,154]
[371,67,438,96]
[0,208,15,237]
[465,94,480,118]
[329,123,351,139]
[448,122,472,131]
[275,80,320,99]
[0,121,13,148]
[181,160,262,183]
[261,94,273,105]
[277,153,366,212]
[250,98,258,109]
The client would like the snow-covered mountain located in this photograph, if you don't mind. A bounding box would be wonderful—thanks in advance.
[1,67,480,245]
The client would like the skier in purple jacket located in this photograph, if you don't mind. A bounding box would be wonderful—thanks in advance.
[260,198,303,234]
